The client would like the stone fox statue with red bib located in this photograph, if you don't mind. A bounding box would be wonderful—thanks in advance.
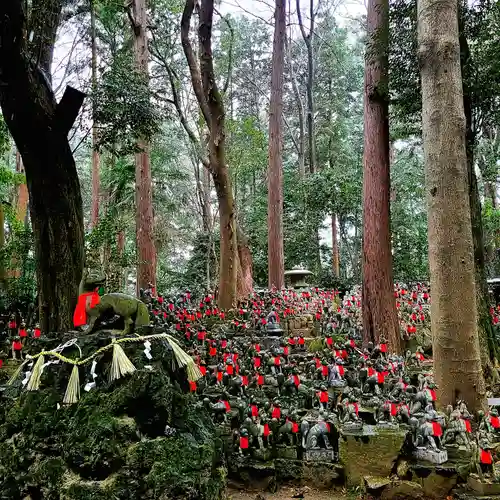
[74,291,150,334]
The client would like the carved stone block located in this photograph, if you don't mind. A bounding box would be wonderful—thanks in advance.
[305,449,336,462]
[413,447,448,464]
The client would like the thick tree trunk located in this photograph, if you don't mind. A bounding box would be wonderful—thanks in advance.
[132,0,156,293]
[459,19,498,371]
[361,0,400,352]
[237,227,253,298]
[418,0,486,411]
[332,213,339,277]
[90,0,100,228]
[268,0,286,290]
[0,1,85,333]
[212,169,238,308]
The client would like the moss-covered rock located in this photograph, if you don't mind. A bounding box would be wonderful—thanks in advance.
[0,331,225,500]
[339,429,406,487]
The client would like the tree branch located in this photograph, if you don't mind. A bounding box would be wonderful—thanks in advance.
[181,0,212,128]
[214,8,234,95]
[150,28,209,168]
[55,85,86,135]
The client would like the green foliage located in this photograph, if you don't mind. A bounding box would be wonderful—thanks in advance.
[93,55,163,156]
[390,145,429,280]
[0,115,9,157]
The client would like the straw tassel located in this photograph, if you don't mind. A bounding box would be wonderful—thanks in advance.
[7,359,28,386]
[110,343,136,381]
[166,335,202,382]
[27,355,44,391]
[63,365,80,404]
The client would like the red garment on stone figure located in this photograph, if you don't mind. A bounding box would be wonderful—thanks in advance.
[318,391,328,403]
[431,421,442,437]
[490,415,500,428]
[240,436,249,449]
[463,419,472,433]
[73,291,100,327]
[481,449,493,464]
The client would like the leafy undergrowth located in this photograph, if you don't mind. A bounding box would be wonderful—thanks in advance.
[0,332,225,500]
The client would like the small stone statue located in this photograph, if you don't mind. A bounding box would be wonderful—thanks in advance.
[442,409,471,450]
[316,384,329,411]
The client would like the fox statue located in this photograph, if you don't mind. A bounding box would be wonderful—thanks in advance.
[74,291,150,335]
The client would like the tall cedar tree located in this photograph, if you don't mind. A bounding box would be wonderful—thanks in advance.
[90,0,100,228]
[182,0,239,308]
[362,0,401,351]
[0,0,85,332]
[132,0,157,292]
[268,0,286,290]
[418,0,486,410]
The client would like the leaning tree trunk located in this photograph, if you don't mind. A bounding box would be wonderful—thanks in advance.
[132,0,156,293]
[361,0,401,352]
[0,0,85,333]
[268,0,286,290]
[182,0,246,308]
[418,0,486,411]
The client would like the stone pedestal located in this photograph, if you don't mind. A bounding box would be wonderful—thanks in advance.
[467,474,500,496]
[275,445,298,459]
[305,449,336,462]
[339,428,407,487]
[413,447,448,464]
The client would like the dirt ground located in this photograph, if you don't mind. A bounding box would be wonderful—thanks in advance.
[227,486,357,500]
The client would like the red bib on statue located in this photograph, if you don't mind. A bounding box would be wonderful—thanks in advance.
[73,292,100,327]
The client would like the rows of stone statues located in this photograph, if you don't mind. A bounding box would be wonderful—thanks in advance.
[142,286,500,480]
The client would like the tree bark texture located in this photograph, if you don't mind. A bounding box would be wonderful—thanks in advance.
[361,0,400,352]
[268,0,286,290]
[0,0,85,333]
[332,213,339,277]
[132,0,157,293]
[418,0,486,411]
[237,227,253,297]
[90,0,100,229]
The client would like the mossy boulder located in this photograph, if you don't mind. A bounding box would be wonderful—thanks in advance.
[339,429,407,487]
[0,331,225,500]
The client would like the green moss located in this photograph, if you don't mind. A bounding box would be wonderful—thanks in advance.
[0,332,225,500]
